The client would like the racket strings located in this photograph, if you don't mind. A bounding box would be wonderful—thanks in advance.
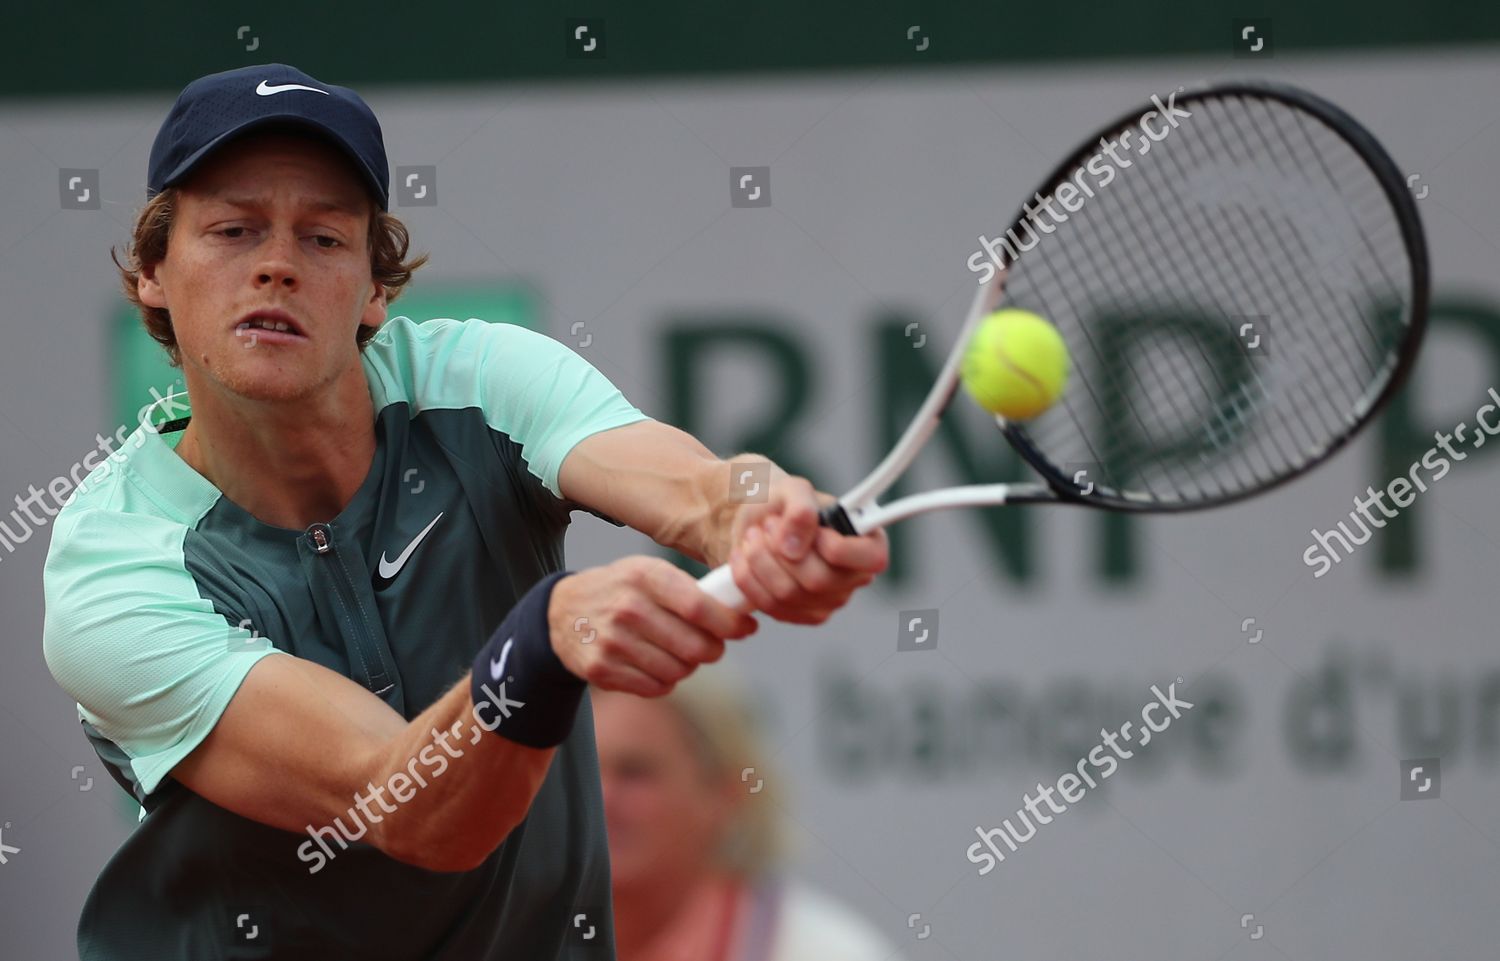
[1027,223,1200,502]
[1260,105,1406,372]
[1284,106,1408,302]
[1217,99,1412,428]
[1278,109,1415,398]
[1218,99,1392,386]
[1182,101,1373,410]
[1029,136,1286,502]
[1036,185,1246,502]
[1184,100,1377,453]
[999,89,1418,506]
[1098,155,1300,496]
[1033,137,1288,501]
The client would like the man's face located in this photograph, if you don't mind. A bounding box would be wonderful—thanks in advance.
[138,131,386,403]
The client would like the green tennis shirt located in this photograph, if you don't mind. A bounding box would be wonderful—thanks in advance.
[42,316,650,960]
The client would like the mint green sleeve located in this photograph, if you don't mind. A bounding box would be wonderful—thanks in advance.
[42,507,285,798]
[472,321,651,498]
[364,317,651,499]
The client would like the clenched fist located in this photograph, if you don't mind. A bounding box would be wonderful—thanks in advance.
[548,556,758,697]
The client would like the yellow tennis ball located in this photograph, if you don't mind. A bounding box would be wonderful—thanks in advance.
[960,309,1070,420]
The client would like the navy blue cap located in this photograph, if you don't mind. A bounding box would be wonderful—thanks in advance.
[147,63,389,210]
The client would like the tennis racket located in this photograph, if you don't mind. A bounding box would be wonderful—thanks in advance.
[698,80,1429,610]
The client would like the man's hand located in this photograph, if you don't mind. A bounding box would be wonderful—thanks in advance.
[553,424,886,625]
[548,557,759,697]
[723,460,889,624]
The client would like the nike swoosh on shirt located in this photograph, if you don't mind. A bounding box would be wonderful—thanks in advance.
[255,80,330,97]
[375,512,444,582]
[489,637,515,682]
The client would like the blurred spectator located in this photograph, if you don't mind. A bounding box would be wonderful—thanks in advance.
[595,676,909,961]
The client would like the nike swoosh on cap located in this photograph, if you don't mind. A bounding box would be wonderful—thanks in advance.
[255,80,330,97]
[376,512,444,582]
[490,637,514,682]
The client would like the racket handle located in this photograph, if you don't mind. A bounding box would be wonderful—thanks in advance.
[697,563,750,611]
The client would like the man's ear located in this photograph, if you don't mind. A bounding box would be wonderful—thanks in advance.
[360,282,388,331]
[138,261,167,310]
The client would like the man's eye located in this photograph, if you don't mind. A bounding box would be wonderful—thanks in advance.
[314,235,341,249]
[218,226,247,238]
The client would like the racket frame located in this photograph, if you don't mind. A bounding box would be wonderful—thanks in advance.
[994,79,1430,513]
[698,79,1430,607]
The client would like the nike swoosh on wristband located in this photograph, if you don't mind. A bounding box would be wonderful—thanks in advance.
[255,80,330,97]
[490,637,514,682]
[376,512,444,583]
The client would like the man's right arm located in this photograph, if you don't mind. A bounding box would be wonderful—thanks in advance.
[171,653,549,873]
[170,556,757,873]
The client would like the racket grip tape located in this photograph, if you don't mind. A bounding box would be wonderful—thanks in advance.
[819,502,858,536]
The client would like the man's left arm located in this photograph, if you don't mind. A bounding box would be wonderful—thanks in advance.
[557,420,888,624]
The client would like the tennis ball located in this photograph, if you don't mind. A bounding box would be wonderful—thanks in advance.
[960,309,1070,420]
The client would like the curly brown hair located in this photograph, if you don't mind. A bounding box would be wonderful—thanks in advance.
[111,187,429,366]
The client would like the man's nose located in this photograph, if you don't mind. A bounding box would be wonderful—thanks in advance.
[254,232,299,288]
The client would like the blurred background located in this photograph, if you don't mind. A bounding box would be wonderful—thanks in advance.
[2,1,1498,958]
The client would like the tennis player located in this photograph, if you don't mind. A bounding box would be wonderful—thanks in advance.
[41,63,887,960]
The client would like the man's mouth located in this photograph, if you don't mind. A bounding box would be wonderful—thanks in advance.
[233,310,307,344]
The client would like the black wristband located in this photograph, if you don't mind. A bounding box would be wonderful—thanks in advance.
[470,570,585,748]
